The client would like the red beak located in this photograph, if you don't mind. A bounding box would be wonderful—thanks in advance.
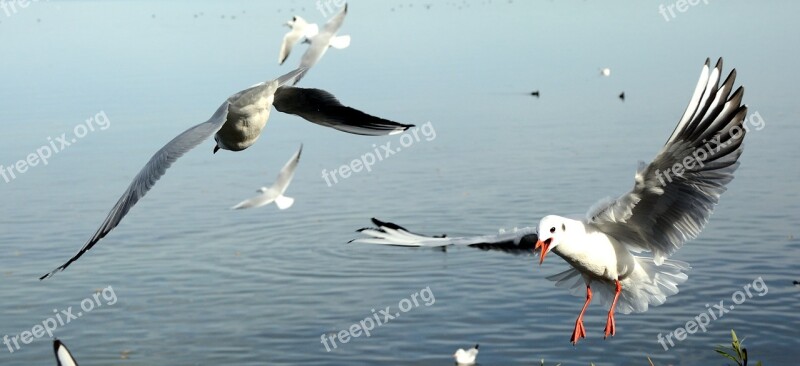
[535,239,551,265]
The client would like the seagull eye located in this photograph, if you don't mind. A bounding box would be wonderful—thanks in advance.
[549,227,556,234]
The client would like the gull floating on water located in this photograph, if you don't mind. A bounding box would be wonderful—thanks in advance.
[292,4,351,84]
[232,144,302,210]
[279,16,319,65]
[352,59,748,345]
[40,67,413,280]
[600,67,611,77]
[453,344,479,365]
[54,340,78,366]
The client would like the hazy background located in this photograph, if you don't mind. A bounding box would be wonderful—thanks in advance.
[1,0,799,365]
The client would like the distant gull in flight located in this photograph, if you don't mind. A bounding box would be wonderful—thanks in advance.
[232,144,302,210]
[40,67,413,280]
[353,59,749,345]
[292,4,351,84]
[453,344,479,365]
[279,16,319,65]
[600,67,611,77]
[54,340,78,366]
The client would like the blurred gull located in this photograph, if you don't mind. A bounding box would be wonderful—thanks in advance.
[453,344,479,365]
[232,144,302,210]
[600,67,611,77]
[279,16,319,65]
[293,4,351,84]
[40,67,413,279]
[352,59,749,345]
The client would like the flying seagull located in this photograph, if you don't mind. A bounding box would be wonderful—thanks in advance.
[292,4,351,84]
[279,16,319,65]
[54,340,78,366]
[232,144,302,210]
[40,67,413,280]
[352,59,748,345]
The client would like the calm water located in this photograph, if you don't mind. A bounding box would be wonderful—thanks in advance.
[1,1,799,365]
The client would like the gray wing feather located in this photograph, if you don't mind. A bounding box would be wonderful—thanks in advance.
[40,101,231,280]
[273,86,414,135]
[587,58,748,264]
[323,3,348,34]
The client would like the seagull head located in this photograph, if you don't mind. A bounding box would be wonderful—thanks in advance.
[535,215,566,265]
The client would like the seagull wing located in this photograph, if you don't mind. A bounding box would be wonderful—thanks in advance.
[351,218,538,256]
[273,86,414,136]
[54,340,79,366]
[231,189,279,210]
[322,3,348,34]
[279,29,302,65]
[586,58,748,264]
[271,144,303,194]
[39,101,231,280]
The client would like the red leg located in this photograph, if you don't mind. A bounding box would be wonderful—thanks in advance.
[570,285,592,345]
[604,279,622,339]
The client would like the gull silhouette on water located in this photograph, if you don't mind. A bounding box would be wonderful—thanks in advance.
[40,67,413,280]
[353,59,749,345]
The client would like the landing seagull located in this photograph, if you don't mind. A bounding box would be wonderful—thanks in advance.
[40,67,413,279]
[279,16,319,65]
[292,4,350,84]
[352,59,748,345]
[231,144,302,210]
[54,339,78,366]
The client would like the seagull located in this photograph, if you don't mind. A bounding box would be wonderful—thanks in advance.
[292,4,351,84]
[279,16,319,65]
[453,344,479,365]
[352,59,748,345]
[231,144,302,210]
[600,67,612,77]
[54,339,78,366]
[40,67,414,280]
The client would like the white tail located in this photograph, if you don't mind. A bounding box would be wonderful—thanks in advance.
[274,195,295,210]
[548,257,690,314]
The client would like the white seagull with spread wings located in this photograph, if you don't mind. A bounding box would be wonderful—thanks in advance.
[40,67,413,280]
[352,59,749,345]
[291,4,351,85]
[232,144,302,210]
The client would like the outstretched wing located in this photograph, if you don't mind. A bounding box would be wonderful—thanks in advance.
[39,101,231,280]
[587,58,748,265]
[272,144,302,194]
[273,86,414,136]
[351,218,538,256]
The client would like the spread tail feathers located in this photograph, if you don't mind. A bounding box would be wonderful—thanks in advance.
[547,257,690,314]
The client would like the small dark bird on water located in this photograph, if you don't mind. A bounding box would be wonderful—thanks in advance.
[793,280,800,286]
[530,90,540,98]
[619,91,625,101]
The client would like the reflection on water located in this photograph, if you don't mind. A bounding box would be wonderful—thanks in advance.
[1,1,799,365]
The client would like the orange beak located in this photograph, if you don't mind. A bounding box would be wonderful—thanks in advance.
[535,238,551,265]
